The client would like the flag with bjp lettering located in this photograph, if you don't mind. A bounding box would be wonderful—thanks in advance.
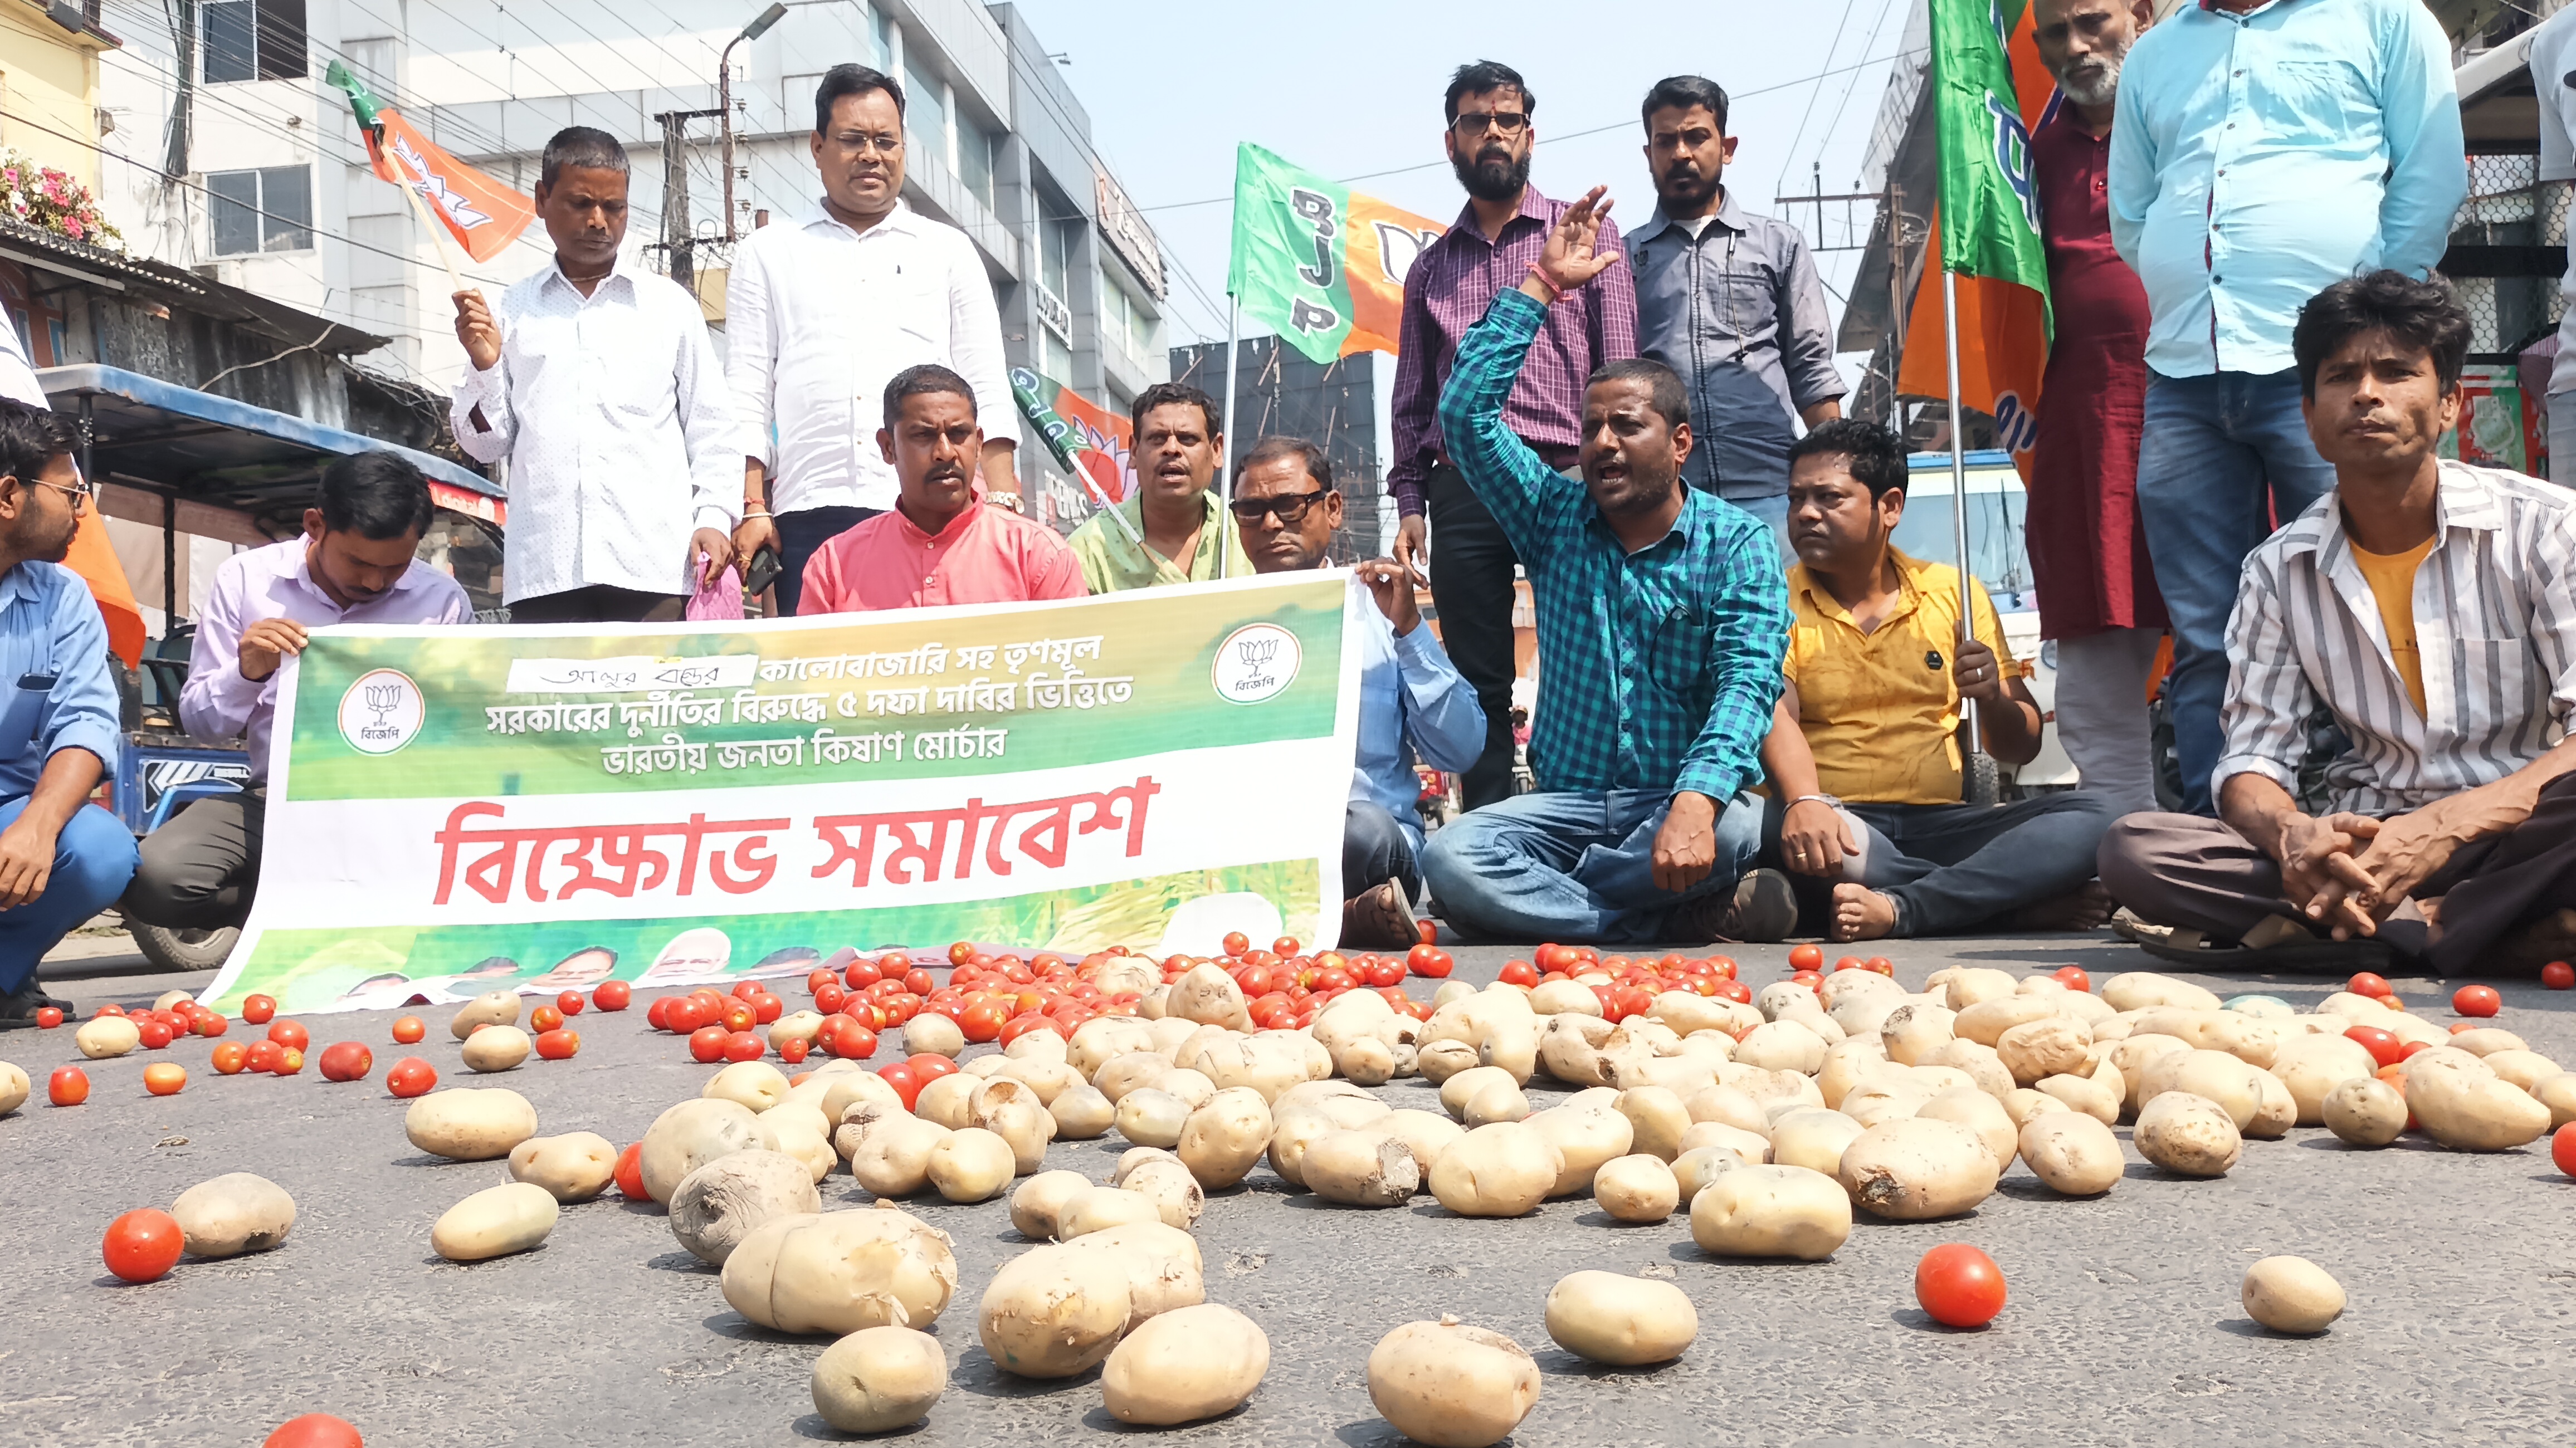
[1897,0,2055,478]
[1010,368,1133,505]
[326,61,535,264]
[1228,144,1445,364]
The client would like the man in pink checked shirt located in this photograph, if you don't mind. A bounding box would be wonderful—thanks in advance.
[121,452,472,933]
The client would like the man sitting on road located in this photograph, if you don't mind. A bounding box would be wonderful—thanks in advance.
[2100,272,2576,974]
[124,452,471,937]
[0,400,137,1025]
[1418,188,1796,945]
[1759,419,2117,942]
[1063,382,1250,592]
[800,364,1085,614]
[1234,435,1484,948]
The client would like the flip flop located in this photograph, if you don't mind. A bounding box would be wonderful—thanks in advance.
[2136,926,2394,974]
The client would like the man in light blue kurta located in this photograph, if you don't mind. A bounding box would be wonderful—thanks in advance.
[2108,0,2465,817]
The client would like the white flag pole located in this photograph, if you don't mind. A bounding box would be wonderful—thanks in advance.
[1941,268,1982,761]
[1218,294,1242,580]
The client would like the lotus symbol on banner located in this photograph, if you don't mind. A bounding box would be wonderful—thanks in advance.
[338,668,425,755]
[1212,623,1300,706]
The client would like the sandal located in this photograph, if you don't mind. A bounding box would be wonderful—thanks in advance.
[2136,917,2396,974]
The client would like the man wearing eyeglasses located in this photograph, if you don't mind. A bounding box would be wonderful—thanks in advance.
[0,400,136,1028]
[726,63,1019,617]
[1390,60,1639,815]
[1233,436,1484,948]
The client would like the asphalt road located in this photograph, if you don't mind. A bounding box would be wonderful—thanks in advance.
[4,934,2572,1448]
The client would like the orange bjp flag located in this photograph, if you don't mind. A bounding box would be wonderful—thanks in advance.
[62,511,143,667]
[328,62,535,265]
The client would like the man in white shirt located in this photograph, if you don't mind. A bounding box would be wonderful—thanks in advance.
[451,126,742,623]
[2530,6,2576,487]
[725,64,1019,617]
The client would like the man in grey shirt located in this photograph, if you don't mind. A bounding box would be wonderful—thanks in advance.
[1629,75,1845,545]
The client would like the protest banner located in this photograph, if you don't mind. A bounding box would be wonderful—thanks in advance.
[197,574,1359,1015]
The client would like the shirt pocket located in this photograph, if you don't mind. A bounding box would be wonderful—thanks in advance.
[0,674,51,761]
[2254,60,2378,150]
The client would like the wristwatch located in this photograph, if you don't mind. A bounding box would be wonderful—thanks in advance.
[985,490,1026,514]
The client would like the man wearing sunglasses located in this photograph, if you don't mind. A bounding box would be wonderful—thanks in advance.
[1234,436,1484,948]
[0,400,138,1028]
[1389,60,1638,815]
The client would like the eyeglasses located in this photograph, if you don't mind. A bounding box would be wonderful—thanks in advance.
[7,470,92,515]
[1228,489,1330,524]
[827,131,904,158]
[1452,111,1530,136]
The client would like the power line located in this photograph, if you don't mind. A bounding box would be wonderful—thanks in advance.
[1774,0,1865,205]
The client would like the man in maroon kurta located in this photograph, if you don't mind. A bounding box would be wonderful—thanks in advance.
[2031,0,2167,818]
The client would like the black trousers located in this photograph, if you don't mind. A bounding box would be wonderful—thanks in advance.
[775,506,884,618]
[1345,801,1422,901]
[510,584,685,624]
[1425,459,1526,812]
[124,791,266,931]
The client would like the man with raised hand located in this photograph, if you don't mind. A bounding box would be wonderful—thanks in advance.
[2100,273,2576,976]
[1388,60,1638,813]
[1063,382,1250,593]
[728,65,1019,617]
[1233,435,1484,948]
[1419,189,1793,946]
[798,365,1082,614]
[451,125,741,623]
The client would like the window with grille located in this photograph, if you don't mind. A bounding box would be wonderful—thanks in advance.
[203,0,309,83]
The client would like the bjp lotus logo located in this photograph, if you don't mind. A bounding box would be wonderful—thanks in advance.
[338,668,425,756]
[1212,623,1300,706]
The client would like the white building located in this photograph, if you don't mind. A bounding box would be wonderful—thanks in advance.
[87,0,1171,526]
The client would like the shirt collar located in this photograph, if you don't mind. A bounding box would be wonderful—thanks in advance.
[536,252,635,302]
[0,559,47,607]
[290,541,422,618]
[894,495,987,547]
[1443,184,1558,247]
[806,195,916,237]
[2282,461,2508,565]
[1645,187,1747,243]
[1789,548,1931,630]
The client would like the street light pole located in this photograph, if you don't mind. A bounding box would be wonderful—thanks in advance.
[720,3,788,243]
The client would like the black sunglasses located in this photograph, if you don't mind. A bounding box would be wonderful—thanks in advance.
[1228,488,1331,524]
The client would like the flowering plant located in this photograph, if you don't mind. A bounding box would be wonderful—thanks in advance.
[0,149,124,251]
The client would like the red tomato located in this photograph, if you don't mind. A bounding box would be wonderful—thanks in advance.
[1715,979,1753,1004]
[1273,936,1303,957]
[2397,1038,2436,1060]
[2554,1122,2576,1178]
[722,1031,765,1063]
[2544,961,2575,991]
[1790,970,1824,993]
[1787,943,1824,972]
[1833,955,1866,973]
[136,1018,174,1050]
[143,1063,187,1096]
[876,1061,923,1109]
[958,1002,1007,1043]
[266,1019,310,1051]
[904,968,936,996]
[241,994,276,1025]
[2452,984,2502,1018]
[529,1005,563,1034]
[908,1052,959,1084]
[192,1011,227,1037]
[2051,965,2091,992]
[752,994,784,1025]
[593,980,632,1011]
[1915,1244,2007,1328]
[243,1041,283,1074]
[1407,945,1455,979]
[274,1047,304,1075]
[2348,972,2393,999]
[713,1001,749,1034]
[391,1015,426,1045]
[261,1413,364,1448]
[831,1021,880,1060]
[614,1142,647,1198]
[1221,931,1250,957]
[34,1004,61,1028]
[1418,919,1440,946]
[1499,960,1538,988]
[1364,958,1406,988]
[646,997,676,1031]
[211,1041,250,1075]
[386,1057,437,1098]
[813,982,848,1014]
[103,1208,185,1283]
[555,990,585,1017]
[778,1037,809,1065]
[2344,1025,2404,1067]
[948,941,977,966]
[1864,956,1897,977]
[47,1064,88,1105]
[880,994,922,1027]
[997,1012,1055,1047]
[535,1028,580,1060]
[806,968,836,995]
[688,1025,730,1063]
[1709,956,1739,980]
[1592,985,1623,1020]
[318,1042,373,1082]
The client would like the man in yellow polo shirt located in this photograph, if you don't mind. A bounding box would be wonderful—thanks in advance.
[1063,383,1252,592]
[1757,419,2118,942]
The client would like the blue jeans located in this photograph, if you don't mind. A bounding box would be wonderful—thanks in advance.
[2136,369,2335,814]
[0,798,139,994]
[1763,791,2117,937]
[1420,789,1764,943]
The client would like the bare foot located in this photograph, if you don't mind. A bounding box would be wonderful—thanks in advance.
[2013,879,2115,932]
[1831,884,1897,942]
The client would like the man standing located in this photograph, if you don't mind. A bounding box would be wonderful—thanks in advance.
[799,365,1082,613]
[1063,383,1250,591]
[124,452,470,936]
[1419,192,1794,945]
[2029,0,2165,816]
[0,400,135,1025]
[451,126,741,623]
[1233,436,1484,947]
[2109,0,2465,815]
[1629,75,1843,546]
[1390,61,1638,813]
[2529,4,2576,486]
[2101,273,2576,975]
[728,65,1019,618]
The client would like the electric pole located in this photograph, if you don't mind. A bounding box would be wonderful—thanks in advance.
[653,107,721,295]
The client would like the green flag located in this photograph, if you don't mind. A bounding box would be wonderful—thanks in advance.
[1226,144,1444,364]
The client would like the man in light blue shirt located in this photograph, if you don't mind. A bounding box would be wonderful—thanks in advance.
[1232,436,1485,948]
[0,400,139,1026]
[2109,0,2465,815]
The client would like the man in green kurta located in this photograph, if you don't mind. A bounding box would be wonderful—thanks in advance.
[1065,381,1251,591]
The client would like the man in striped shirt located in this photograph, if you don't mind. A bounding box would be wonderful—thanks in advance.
[2100,273,2576,975]
[1418,190,1795,945]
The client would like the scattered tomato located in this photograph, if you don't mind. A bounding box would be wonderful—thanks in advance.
[2397,1039,2436,1060]
[876,1061,923,1110]
[273,1046,304,1075]
[244,1040,283,1073]
[778,1036,809,1065]
[535,1028,580,1060]
[1272,936,1302,957]
[241,994,276,1024]
[2452,984,2501,1018]
[135,1017,174,1050]
[830,1020,879,1060]
[1865,956,1897,977]
[750,994,784,1025]
[103,1208,185,1283]
[34,1004,62,1028]
[904,968,936,996]
[614,1142,647,1198]
[1407,944,1455,979]
[1915,1244,2007,1328]
[2348,972,2392,1000]
[529,1004,564,1034]
[593,980,632,1011]
[386,1058,437,1098]
[1787,943,1824,972]
[266,1019,310,1051]
[688,1025,730,1063]
[1220,931,1250,957]
[2344,1025,2403,1067]
[2051,965,2091,992]
[721,1030,764,1063]
[47,1064,88,1105]
[211,1041,250,1074]
[2543,961,2575,991]
[1418,919,1439,946]
[260,1413,364,1448]
[718,1002,753,1034]
[192,1011,227,1037]
[318,1041,373,1082]
[391,1015,426,1045]
[1499,959,1538,988]
[143,1063,187,1096]
[2555,1122,2576,1178]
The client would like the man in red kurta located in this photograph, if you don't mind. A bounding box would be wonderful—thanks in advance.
[2031,0,2168,818]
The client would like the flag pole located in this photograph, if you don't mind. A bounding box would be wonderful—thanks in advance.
[1218,294,1242,580]
[387,143,471,296]
[1940,268,1982,760]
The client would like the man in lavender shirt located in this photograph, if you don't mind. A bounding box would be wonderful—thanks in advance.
[1391,60,1639,813]
[121,452,471,932]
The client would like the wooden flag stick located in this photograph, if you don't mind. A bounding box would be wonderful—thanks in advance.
[386,141,471,294]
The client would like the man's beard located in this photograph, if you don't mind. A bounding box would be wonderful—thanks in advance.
[1658,163,1723,213]
[1452,146,1529,204]
[2056,46,2127,109]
